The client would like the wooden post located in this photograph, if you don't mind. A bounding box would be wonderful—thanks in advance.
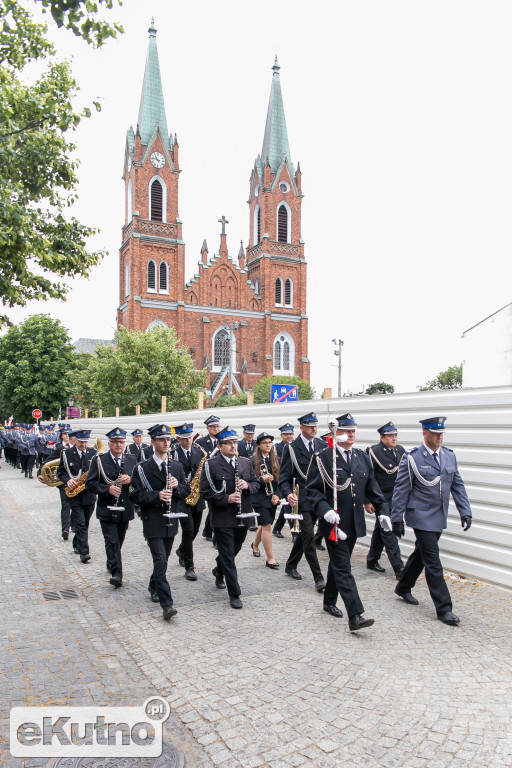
[98,409,103,418]
[197,390,204,410]
[135,405,140,416]
[84,408,89,419]
[247,391,254,406]
[161,395,166,413]
[115,407,120,418]
[323,388,332,399]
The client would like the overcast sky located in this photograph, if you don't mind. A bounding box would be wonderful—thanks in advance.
[8,0,512,395]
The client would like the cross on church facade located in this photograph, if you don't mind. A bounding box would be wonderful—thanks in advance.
[218,215,229,235]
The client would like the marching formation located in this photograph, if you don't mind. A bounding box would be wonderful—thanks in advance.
[12,411,472,629]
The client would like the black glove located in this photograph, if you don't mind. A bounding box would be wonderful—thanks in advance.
[461,516,472,531]
[392,521,405,538]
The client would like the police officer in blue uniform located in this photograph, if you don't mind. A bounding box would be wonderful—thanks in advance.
[391,417,472,626]
[237,425,257,458]
[365,421,405,578]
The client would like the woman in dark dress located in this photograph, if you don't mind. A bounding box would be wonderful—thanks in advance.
[250,433,281,568]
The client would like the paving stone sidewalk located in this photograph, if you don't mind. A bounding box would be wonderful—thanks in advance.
[1,461,512,768]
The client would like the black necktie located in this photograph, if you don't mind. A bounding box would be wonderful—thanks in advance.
[433,452,440,467]
[345,450,351,469]
[185,450,190,460]
[308,441,313,455]
[161,463,167,478]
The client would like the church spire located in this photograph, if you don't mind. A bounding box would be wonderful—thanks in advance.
[137,19,170,148]
[260,56,293,173]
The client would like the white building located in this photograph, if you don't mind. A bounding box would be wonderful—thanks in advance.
[462,301,512,387]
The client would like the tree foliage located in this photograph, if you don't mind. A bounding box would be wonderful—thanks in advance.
[0,0,122,325]
[214,392,248,408]
[366,382,395,395]
[420,364,462,391]
[69,326,207,416]
[0,314,76,421]
[253,376,314,405]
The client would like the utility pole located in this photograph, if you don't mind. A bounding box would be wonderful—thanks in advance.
[332,338,344,397]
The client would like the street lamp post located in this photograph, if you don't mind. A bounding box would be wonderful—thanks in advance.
[332,339,344,398]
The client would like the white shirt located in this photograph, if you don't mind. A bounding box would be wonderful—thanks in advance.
[222,453,235,468]
[153,454,166,470]
[301,435,314,452]
[423,443,441,461]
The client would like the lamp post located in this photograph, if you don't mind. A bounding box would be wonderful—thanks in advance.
[223,322,239,395]
[67,395,75,419]
[332,339,344,398]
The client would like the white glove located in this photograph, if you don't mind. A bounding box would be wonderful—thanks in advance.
[324,510,340,525]
[337,528,348,541]
[378,515,393,532]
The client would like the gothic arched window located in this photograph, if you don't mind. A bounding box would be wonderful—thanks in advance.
[285,278,293,307]
[147,260,156,292]
[213,329,230,367]
[254,205,261,245]
[277,204,288,243]
[274,339,282,369]
[125,263,130,297]
[273,332,295,375]
[150,178,163,221]
[275,277,283,306]
[159,261,168,293]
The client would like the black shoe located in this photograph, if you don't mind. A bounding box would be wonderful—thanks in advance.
[80,554,91,563]
[176,547,185,568]
[62,531,69,541]
[437,611,460,626]
[349,614,375,631]
[394,566,404,580]
[73,547,80,554]
[149,591,160,603]
[212,541,218,550]
[315,542,326,551]
[229,596,243,609]
[273,530,284,538]
[395,587,419,605]
[367,561,386,573]
[212,567,226,589]
[285,567,302,580]
[109,576,122,588]
[202,533,213,542]
[163,605,178,620]
[249,526,258,532]
[315,578,326,593]
[266,561,279,569]
[29,473,33,479]
[185,567,197,581]
[250,542,261,557]
[323,603,343,618]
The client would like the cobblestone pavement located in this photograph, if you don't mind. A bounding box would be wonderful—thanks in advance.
[1,461,512,768]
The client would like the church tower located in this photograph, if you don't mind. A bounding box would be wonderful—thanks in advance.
[118,19,186,333]
[246,57,309,381]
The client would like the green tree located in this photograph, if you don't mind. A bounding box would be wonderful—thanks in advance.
[0,0,122,325]
[0,314,76,421]
[420,364,462,391]
[366,382,395,395]
[253,376,314,405]
[70,326,206,416]
[214,392,248,408]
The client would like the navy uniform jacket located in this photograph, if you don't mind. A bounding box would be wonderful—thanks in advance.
[275,441,290,462]
[139,445,155,461]
[237,439,257,458]
[366,442,406,503]
[125,441,150,462]
[86,452,137,522]
[195,434,217,457]
[391,445,471,532]
[172,443,206,512]
[57,445,98,506]
[129,456,190,538]
[278,436,327,512]
[307,447,388,539]
[199,453,259,528]
[252,455,279,510]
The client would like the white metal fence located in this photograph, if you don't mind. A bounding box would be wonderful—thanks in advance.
[52,385,512,589]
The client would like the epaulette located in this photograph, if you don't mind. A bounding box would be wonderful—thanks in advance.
[443,447,454,452]
[409,447,419,453]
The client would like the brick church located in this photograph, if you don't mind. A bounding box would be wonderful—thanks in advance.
[118,21,309,401]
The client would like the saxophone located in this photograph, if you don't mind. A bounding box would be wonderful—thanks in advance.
[185,446,207,506]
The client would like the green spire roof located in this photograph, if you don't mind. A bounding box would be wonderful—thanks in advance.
[261,56,293,174]
[137,19,170,148]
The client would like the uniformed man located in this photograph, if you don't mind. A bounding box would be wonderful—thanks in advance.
[196,415,221,542]
[38,425,73,540]
[392,417,472,626]
[272,423,295,538]
[172,423,207,581]
[57,429,98,562]
[86,428,137,588]
[364,421,405,578]
[125,429,150,462]
[199,426,260,609]
[237,424,257,458]
[129,424,190,620]
[278,412,327,592]
[307,413,388,630]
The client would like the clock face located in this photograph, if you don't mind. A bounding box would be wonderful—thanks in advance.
[150,152,165,169]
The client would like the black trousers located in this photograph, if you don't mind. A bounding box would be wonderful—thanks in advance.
[323,534,365,619]
[179,506,203,568]
[70,502,94,555]
[58,485,71,534]
[202,507,214,539]
[397,529,452,614]
[147,537,174,608]
[26,455,35,476]
[367,518,403,570]
[214,526,248,597]
[21,454,28,472]
[100,519,129,579]
[285,509,323,581]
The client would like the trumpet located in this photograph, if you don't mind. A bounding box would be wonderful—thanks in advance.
[284,477,303,532]
[260,461,274,496]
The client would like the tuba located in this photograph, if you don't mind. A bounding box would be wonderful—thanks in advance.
[40,459,63,487]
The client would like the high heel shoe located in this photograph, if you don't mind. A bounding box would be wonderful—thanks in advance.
[250,542,261,557]
[266,561,279,569]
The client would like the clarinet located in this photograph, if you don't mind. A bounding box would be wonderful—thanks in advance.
[234,455,245,526]
[107,454,126,520]
[163,449,187,521]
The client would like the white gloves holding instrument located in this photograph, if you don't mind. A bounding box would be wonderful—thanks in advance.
[323,510,340,525]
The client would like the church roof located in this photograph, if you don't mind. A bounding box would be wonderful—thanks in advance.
[137,19,170,148]
[72,338,114,354]
[261,57,294,174]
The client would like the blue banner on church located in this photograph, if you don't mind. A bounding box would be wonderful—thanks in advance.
[271,384,299,403]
